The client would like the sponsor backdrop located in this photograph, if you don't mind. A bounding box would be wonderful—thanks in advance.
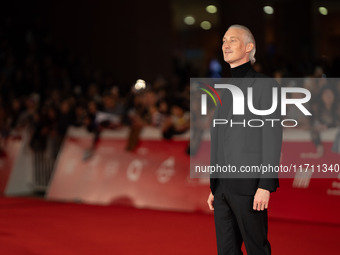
[45,127,340,225]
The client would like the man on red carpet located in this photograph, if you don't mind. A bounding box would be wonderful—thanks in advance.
[207,25,282,254]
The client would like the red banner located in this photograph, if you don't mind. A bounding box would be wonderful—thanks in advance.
[47,127,340,224]
[47,129,208,211]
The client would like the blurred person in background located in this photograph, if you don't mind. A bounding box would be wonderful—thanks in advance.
[302,85,340,158]
[162,100,189,140]
[55,99,74,155]
[83,89,124,159]
[0,104,8,156]
[73,103,87,127]
[7,98,24,132]
[125,89,159,151]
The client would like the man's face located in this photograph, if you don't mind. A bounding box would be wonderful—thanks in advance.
[222,28,253,68]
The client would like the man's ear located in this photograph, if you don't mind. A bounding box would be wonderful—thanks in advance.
[246,43,254,53]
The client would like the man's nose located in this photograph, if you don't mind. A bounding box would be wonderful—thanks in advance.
[222,42,230,50]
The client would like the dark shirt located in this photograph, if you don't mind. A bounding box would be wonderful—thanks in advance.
[230,61,252,78]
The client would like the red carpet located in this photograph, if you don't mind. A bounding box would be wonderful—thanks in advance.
[0,197,339,255]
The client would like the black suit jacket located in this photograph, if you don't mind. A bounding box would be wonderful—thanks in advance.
[210,68,282,196]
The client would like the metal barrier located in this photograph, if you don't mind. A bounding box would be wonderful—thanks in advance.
[32,138,61,192]
[32,151,55,191]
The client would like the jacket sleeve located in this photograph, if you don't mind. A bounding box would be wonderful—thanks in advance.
[258,79,282,192]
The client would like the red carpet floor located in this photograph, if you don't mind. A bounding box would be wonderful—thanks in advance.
[0,197,339,255]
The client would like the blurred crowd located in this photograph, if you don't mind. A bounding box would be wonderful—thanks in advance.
[0,17,191,159]
[283,78,340,158]
[1,15,340,162]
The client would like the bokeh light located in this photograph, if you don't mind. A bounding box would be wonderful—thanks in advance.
[200,21,211,30]
[319,7,328,15]
[134,79,146,90]
[263,6,274,15]
[184,16,195,25]
[206,5,217,14]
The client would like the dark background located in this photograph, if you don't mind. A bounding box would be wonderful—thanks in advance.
[2,0,340,95]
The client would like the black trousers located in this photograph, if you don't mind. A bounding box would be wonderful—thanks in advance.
[213,186,271,255]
